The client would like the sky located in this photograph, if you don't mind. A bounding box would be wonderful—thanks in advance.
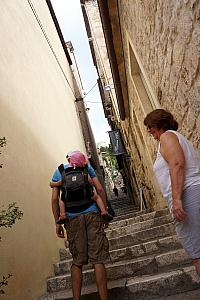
[51,0,110,145]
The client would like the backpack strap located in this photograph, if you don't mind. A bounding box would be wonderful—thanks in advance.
[58,164,65,175]
[83,166,89,182]
[82,167,89,199]
[57,164,66,202]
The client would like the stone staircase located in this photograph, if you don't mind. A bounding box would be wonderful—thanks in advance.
[38,204,200,299]
[108,195,139,217]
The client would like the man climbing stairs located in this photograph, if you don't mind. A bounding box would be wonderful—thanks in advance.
[38,206,200,299]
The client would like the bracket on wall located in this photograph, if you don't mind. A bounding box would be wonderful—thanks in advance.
[75,97,83,103]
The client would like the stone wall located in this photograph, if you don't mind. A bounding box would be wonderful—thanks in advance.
[119,0,200,145]
[84,0,200,209]
[118,0,200,208]
[83,0,120,122]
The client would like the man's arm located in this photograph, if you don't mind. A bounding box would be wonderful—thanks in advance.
[51,187,65,238]
[50,180,62,188]
[92,177,107,208]
[87,164,107,207]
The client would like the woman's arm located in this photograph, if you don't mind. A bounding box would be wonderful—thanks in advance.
[160,131,187,221]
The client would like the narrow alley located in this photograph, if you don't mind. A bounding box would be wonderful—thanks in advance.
[1,1,200,300]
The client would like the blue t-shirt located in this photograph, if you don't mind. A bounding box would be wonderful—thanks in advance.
[52,163,96,181]
[52,163,98,217]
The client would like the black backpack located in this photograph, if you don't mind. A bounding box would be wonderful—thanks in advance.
[58,164,94,208]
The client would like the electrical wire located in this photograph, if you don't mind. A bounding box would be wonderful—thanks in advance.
[85,101,101,103]
[27,0,76,99]
[84,3,119,115]
[83,81,98,98]
[28,1,106,106]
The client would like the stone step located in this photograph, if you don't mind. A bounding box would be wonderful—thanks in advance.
[45,262,199,299]
[109,206,135,211]
[106,214,172,239]
[109,222,175,251]
[110,202,134,207]
[38,286,200,300]
[154,288,200,300]
[63,208,170,249]
[116,266,200,300]
[56,235,182,275]
[59,248,71,261]
[48,248,191,292]
[38,204,199,300]
[111,207,159,222]
[113,208,139,216]
[63,220,175,257]
[59,234,181,263]
[113,207,139,216]
[109,208,169,230]
[108,196,130,203]
[62,212,173,255]
[108,234,181,263]
[109,198,134,204]
[110,203,137,209]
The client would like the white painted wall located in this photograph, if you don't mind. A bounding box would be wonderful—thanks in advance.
[0,1,85,299]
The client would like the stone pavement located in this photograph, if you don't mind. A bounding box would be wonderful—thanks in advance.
[37,198,200,300]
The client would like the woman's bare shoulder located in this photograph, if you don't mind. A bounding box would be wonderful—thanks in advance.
[161,131,178,140]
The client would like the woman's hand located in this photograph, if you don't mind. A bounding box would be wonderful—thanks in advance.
[172,199,187,221]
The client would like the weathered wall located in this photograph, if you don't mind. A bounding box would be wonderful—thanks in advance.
[83,0,145,206]
[83,0,120,122]
[117,0,200,209]
[0,1,86,299]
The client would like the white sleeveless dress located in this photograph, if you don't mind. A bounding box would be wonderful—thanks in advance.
[153,130,200,258]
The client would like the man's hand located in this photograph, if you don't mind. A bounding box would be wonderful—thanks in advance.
[172,199,187,222]
[103,222,109,229]
[101,219,109,229]
[56,224,65,238]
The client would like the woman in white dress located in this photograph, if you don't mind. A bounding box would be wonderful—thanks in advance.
[144,109,200,276]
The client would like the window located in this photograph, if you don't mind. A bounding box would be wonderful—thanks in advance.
[129,42,159,111]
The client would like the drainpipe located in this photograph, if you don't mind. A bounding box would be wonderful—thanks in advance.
[96,0,126,121]
[46,0,72,66]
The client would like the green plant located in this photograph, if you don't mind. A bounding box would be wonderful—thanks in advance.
[0,137,6,168]
[0,203,23,294]
[100,145,119,171]
[0,137,6,149]
[0,137,23,293]
[0,203,23,230]
[0,275,12,294]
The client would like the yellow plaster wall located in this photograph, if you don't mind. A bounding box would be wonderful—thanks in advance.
[0,1,85,299]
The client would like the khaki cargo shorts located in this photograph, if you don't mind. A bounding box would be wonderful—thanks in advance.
[64,211,109,266]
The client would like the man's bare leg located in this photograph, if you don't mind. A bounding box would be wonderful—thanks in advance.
[193,258,200,276]
[71,264,83,300]
[94,263,108,300]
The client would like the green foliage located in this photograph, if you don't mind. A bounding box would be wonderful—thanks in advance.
[0,275,12,294]
[0,137,6,149]
[0,203,23,293]
[100,145,119,172]
[0,202,23,229]
[0,137,6,168]
[0,137,23,294]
